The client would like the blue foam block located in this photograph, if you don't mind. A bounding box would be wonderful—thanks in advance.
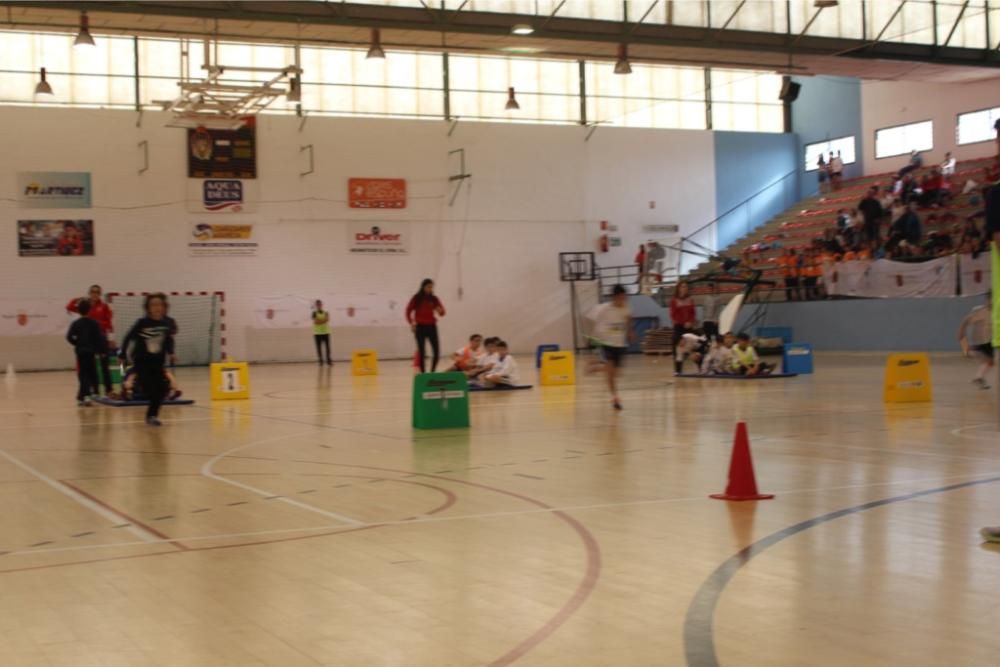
[94,396,195,406]
[469,384,534,392]
[675,373,798,380]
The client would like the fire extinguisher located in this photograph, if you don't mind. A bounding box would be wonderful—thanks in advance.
[599,234,609,253]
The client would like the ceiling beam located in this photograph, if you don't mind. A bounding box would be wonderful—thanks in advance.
[942,0,970,48]
[2,0,998,71]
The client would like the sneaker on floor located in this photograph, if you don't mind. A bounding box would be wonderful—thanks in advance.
[77,399,92,407]
[972,378,990,390]
[146,417,162,427]
[980,526,1000,543]
[612,399,623,411]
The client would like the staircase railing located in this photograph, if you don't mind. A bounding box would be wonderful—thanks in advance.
[677,169,798,276]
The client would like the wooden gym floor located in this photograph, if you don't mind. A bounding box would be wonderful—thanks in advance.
[0,353,998,667]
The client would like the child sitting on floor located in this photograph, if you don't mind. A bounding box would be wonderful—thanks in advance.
[446,334,485,373]
[675,332,709,374]
[730,333,774,376]
[467,337,500,380]
[480,341,520,388]
[700,333,734,375]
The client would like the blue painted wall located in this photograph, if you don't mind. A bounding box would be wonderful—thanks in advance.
[734,297,982,351]
[791,75,863,200]
[713,131,798,252]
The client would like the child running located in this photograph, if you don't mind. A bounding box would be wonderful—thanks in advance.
[66,298,108,406]
[958,292,994,389]
[119,293,176,426]
[587,284,633,410]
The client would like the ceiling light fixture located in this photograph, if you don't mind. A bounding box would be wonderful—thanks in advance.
[614,44,632,75]
[511,24,535,36]
[366,28,386,60]
[504,86,520,111]
[74,11,95,47]
[813,0,839,7]
[34,67,53,95]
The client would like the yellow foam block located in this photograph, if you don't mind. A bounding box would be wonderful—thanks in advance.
[540,350,576,386]
[210,361,251,400]
[883,353,932,403]
[351,349,379,376]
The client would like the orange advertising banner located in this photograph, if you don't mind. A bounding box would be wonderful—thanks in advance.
[348,178,406,209]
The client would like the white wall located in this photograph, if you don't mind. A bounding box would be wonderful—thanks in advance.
[861,78,1000,175]
[0,107,715,370]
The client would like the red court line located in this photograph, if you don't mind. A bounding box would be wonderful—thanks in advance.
[59,481,190,551]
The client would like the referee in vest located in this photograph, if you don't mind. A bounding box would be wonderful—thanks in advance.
[311,300,332,366]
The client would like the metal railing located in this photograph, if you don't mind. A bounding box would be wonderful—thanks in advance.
[677,169,799,276]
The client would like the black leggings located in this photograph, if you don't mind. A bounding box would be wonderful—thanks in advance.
[314,334,331,364]
[136,360,167,419]
[75,351,98,401]
[415,324,440,373]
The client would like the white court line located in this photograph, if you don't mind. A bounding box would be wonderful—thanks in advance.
[0,448,162,544]
[9,466,1000,559]
[200,433,365,527]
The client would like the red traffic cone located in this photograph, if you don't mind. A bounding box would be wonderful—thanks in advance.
[710,422,774,501]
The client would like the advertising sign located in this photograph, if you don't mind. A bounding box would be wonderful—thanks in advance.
[348,178,407,209]
[186,179,258,213]
[17,172,91,208]
[188,119,257,179]
[0,299,70,336]
[347,224,408,255]
[18,220,94,257]
[189,223,258,257]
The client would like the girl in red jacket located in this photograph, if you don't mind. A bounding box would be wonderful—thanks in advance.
[66,284,115,395]
[670,281,697,375]
[406,278,446,373]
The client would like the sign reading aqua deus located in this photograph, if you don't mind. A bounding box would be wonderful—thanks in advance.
[17,172,91,208]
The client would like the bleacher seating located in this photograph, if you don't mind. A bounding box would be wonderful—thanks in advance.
[681,155,997,302]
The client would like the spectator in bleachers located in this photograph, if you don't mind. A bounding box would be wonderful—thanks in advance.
[941,152,956,177]
[897,149,923,179]
[858,186,884,244]
[669,281,696,375]
[802,248,822,300]
[816,154,828,193]
[634,243,647,290]
[900,174,920,205]
[887,201,922,253]
[836,208,851,229]
[779,248,801,301]
[830,151,844,190]
[920,167,947,208]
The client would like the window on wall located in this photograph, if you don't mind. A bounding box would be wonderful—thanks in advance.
[956,106,1000,146]
[804,136,857,171]
[585,62,706,130]
[874,120,933,159]
[449,54,578,124]
[709,69,784,133]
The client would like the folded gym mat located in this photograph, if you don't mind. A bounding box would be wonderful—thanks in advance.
[94,396,195,406]
[469,384,534,392]
[675,373,798,380]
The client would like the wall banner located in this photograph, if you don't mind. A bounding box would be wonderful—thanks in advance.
[958,251,991,296]
[189,223,258,257]
[348,178,406,209]
[0,299,71,336]
[253,294,401,329]
[822,256,957,299]
[18,220,94,257]
[186,179,258,213]
[187,119,257,179]
[347,223,409,255]
[17,172,91,208]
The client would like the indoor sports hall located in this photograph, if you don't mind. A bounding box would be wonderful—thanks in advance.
[1,2,999,666]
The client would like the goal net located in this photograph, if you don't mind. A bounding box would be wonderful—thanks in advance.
[108,291,224,366]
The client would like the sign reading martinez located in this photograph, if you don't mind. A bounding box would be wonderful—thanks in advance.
[347,224,409,255]
[17,172,91,208]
